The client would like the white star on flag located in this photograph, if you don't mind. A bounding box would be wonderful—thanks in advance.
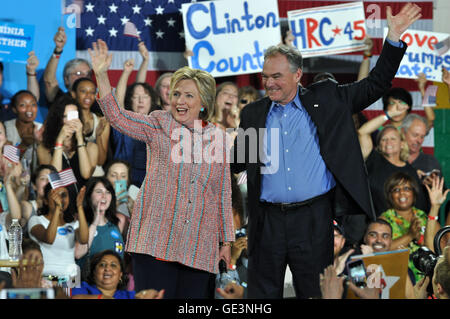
[156,30,164,39]
[167,18,176,27]
[144,17,152,26]
[109,3,118,13]
[85,2,95,12]
[155,5,164,15]
[121,16,130,25]
[97,15,106,25]
[132,5,142,14]
[85,27,94,37]
[179,31,185,39]
[109,27,118,37]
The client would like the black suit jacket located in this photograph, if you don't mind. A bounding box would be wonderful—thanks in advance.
[231,40,408,254]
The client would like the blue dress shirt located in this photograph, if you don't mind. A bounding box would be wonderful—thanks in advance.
[260,88,335,203]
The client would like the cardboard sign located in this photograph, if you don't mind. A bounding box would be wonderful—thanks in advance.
[287,2,367,58]
[182,0,281,77]
[385,28,450,82]
[0,21,34,64]
[347,249,409,299]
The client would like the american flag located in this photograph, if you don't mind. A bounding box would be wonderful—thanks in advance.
[48,168,78,189]
[75,0,203,86]
[3,145,20,163]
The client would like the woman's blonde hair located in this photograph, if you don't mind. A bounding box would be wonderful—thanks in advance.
[170,67,216,121]
[376,125,409,162]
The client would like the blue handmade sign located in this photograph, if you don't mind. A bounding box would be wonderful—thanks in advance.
[182,0,281,77]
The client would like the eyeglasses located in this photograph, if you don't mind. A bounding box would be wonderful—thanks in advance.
[70,71,92,77]
[391,186,413,193]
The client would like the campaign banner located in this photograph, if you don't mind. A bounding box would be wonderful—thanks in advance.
[384,28,450,82]
[0,21,34,64]
[182,0,281,77]
[348,249,409,299]
[287,2,367,58]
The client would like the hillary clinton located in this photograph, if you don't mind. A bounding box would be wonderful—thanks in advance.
[89,39,234,298]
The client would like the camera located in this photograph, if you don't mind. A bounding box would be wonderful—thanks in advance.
[411,246,439,278]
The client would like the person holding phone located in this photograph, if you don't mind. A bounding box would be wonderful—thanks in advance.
[104,160,134,236]
[37,95,98,189]
[70,77,110,172]
[74,177,125,278]
[89,40,234,299]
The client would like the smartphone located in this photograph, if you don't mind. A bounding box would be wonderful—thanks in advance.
[0,288,55,299]
[128,184,139,201]
[346,259,367,288]
[115,180,128,203]
[67,110,79,121]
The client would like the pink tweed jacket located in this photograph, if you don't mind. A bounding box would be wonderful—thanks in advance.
[98,93,235,274]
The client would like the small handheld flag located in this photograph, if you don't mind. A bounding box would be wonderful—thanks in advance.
[3,145,21,163]
[48,168,77,189]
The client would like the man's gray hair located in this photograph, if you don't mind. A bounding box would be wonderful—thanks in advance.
[63,58,92,88]
[401,113,428,132]
[264,44,303,73]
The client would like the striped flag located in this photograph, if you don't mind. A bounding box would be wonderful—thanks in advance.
[3,145,20,163]
[48,168,77,189]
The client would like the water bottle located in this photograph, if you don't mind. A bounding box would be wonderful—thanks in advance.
[8,219,22,261]
[215,260,239,299]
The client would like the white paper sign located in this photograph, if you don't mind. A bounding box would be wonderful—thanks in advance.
[384,28,450,82]
[287,2,367,58]
[182,0,281,77]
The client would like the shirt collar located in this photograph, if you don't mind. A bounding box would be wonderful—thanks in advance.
[268,86,302,114]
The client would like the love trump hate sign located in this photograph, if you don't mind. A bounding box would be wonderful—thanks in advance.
[383,28,450,82]
[287,2,366,58]
[0,21,34,64]
[182,0,281,77]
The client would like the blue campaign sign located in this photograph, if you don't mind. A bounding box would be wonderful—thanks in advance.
[0,0,76,123]
[0,21,35,64]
